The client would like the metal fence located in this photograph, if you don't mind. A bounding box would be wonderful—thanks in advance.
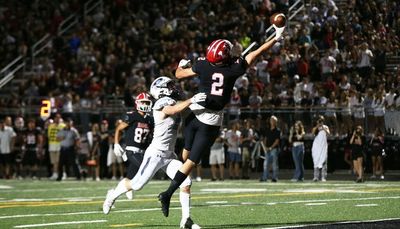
[1,104,399,136]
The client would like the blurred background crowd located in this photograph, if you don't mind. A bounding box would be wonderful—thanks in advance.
[0,0,399,180]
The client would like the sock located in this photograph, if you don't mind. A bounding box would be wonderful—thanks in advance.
[166,171,187,196]
[179,191,190,220]
[111,179,129,200]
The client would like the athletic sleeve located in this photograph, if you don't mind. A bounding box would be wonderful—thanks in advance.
[233,57,248,74]
[192,57,208,74]
[122,113,131,124]
[153,97,177,110]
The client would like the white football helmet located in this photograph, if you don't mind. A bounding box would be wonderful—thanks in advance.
[150,76,175,99]
[135,92,153,113]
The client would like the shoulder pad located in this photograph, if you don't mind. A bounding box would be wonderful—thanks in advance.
[153,97,176,110]
[122,113,131,123]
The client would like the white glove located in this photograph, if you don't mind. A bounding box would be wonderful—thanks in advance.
[178,59,191,68]
[121,152,128,162]
[273,24,285,41]
[191,92,207,104]
[113,143,124,157]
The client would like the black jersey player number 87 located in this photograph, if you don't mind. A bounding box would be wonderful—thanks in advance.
[134,127,150,144]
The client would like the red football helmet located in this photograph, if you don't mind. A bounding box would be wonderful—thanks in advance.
[206,39,233,64]
[135,92,153,113]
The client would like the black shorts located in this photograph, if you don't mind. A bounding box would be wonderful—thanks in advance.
[351,150,364,161]
[352,145,363,160]
[0,153,12,165]
[370,146,383,157]
[125,150,144,179]
[184,113,220,164]
[23,150,39,166]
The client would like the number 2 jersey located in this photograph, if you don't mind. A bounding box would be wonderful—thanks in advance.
[122,111,154,150]
[193,56,248,111]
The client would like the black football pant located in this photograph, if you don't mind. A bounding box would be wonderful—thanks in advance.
[58,146,81,180]
[125,151,144,179]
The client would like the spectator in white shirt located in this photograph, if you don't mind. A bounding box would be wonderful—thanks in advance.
[249,88,263,118]
[255,56,270,84]
[228,88,241,121]
[385,88,397,109]
[319,51,336,81]
[226,122,242,180]
[357,42,373,78]
[350,91,365,128]
[0,119,16,179]
[338,75,351,91]
[372,91,386,133]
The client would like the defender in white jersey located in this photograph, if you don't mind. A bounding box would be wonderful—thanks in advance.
[103,76,205,229]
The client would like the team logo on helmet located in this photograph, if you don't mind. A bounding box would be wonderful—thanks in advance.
[150,76,175,99]
[135,92,153,112]
[206,39,233,64]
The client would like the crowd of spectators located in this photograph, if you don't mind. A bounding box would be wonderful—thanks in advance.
[1,0,400,179]
[1,0,399,134]
[0,0,83,69]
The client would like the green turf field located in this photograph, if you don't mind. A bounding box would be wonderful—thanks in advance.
[1,179,400,228]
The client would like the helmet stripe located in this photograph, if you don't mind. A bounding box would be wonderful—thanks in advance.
[209,39,223,57]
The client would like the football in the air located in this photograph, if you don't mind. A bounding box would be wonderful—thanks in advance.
[270,13,286,28]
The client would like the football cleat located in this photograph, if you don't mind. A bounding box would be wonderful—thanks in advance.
[103,189,115,214]
[125,190,133,200]
[180,217,201,229]
[158,191,172,217]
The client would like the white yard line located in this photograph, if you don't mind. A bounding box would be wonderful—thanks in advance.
[206,201,228,204]
[0,194,156,202]
[1,195,399,220]
[263,217,400,229]
[201,188,267,193]
[355,204,379,207]
[304,203,327,206]
[14,220,107,228]
[0,207,181,220]
[0,185,12,189]
[265,195,400,205]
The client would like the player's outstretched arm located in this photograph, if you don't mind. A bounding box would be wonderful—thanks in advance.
[175,59,197,79]
[176,67,197,79]
[245,25,285,66]
[162,93,206,116]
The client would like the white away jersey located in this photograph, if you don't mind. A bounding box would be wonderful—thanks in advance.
[150,97,180,152]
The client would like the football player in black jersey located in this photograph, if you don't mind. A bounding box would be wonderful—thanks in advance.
[113,92,154,199]
[159,25,285,217]
[23,119,44,179]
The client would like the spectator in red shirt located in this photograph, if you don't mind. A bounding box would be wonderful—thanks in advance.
[297,56,309,78]
[267,55,282,82]
[323,75,337,93]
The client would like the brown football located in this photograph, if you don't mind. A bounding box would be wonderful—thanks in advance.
[270,13,286,28]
